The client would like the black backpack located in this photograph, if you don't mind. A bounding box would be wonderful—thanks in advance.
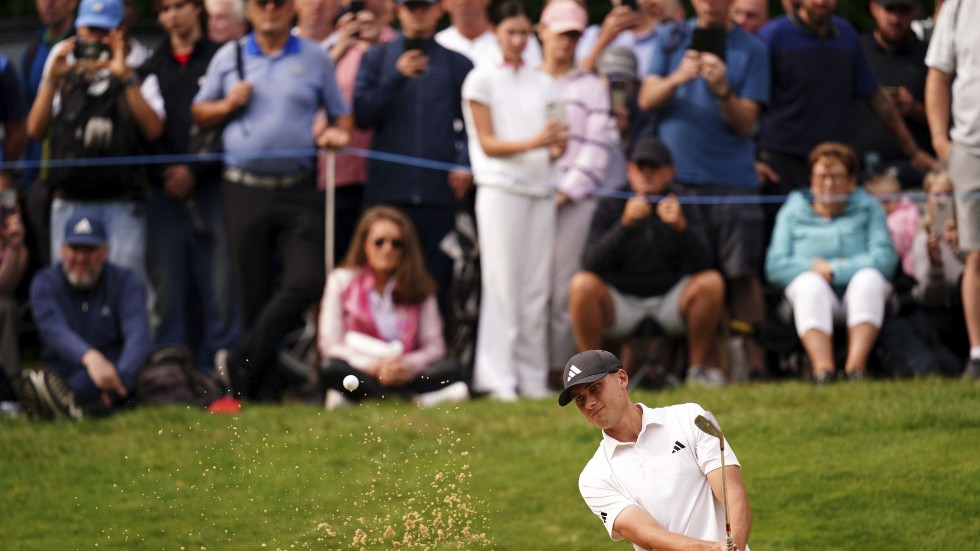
[46,70,145,199]
[136,346,226,408]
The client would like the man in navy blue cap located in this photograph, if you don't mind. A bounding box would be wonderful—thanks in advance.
[354,0,474,312]
[559,349,753,551]
[22,212,151,420]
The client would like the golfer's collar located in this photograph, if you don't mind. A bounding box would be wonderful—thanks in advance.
[600,403,663,450]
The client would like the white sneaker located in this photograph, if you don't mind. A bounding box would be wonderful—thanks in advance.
[417,381,470,407]
[325,388,353,411]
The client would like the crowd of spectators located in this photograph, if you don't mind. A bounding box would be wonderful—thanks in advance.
[0,0,977,419]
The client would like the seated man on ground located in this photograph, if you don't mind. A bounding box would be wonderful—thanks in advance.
[316,206,468,410]
[23,213,151,420]
[569,137,726,387]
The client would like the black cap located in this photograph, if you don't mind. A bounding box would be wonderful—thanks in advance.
[558,350,624,407]
[629,137,674,166]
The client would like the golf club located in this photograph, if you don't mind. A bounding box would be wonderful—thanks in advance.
[695,411,734,551]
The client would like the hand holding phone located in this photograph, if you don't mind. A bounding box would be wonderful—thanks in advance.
[546,101,566,123]
[610,80,629,112]
[932,199,953,237]
[0,189,17,222]
[690,27,726,62]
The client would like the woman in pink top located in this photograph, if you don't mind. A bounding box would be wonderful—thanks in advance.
[317,206,467,408]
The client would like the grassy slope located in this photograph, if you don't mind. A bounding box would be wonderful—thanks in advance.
[1,378,978,550]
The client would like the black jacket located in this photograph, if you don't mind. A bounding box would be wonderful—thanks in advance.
[582,184,714,297]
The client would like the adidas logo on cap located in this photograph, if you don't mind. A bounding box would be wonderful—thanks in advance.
[74,218,94,235]
[566,365,581,382]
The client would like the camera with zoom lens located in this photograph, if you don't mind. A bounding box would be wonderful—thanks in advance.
[75,40,110,61]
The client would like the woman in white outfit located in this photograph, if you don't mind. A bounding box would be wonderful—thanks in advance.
[462,1,568,400]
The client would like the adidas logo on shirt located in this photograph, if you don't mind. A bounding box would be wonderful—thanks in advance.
[671,441,686,454]
[567,365,581,382]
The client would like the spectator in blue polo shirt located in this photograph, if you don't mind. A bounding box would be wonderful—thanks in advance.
[192,0,353,401]
[756,0,935,191]
[638,0,771,380]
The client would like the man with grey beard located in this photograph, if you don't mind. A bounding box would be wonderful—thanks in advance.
[22,213,150,420]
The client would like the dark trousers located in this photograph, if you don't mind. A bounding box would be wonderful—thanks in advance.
[331,184,364,264]
[223,178,325,400]
[317,357,463,402]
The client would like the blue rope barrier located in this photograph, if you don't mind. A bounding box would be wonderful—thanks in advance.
[2,147,978,203]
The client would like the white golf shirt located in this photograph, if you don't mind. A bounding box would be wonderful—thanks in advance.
[578,402,746,551]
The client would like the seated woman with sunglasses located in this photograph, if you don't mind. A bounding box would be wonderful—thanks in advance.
[316,206,468,409]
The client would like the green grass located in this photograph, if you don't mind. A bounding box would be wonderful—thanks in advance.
[2,378,979,550]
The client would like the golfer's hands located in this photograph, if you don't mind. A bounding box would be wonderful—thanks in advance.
[82,349,128,404]
[622,194,654,227]
[656,193,687,232]
[376,356,415,387]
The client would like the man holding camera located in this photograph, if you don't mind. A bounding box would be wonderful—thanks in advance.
[354,0,473,310]
[638,0,770,382]
[569,138,726,384]
[26,0,163,286]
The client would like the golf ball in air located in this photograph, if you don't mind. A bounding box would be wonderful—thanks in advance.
[343,375,359,392]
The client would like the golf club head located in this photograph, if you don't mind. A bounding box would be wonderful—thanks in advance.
[694,411,724,440]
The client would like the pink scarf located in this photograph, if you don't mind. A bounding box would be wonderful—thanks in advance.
[340,266,420,353]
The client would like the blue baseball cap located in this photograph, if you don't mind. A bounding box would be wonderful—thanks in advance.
[75,0,124,30]
[64,213,107,247]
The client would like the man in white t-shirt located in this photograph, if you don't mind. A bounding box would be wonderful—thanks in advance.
[559,350,752,551]
[435,0,541,67]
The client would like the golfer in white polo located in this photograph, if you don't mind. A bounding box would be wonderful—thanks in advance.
[559,350,752,551]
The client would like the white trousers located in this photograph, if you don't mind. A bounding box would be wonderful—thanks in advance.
[472,187,555,398]
[785,268,892,337]
[549,197,598,371]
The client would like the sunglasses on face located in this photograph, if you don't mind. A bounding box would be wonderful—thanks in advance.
[373,237,405,249]
[254,0,289,8]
